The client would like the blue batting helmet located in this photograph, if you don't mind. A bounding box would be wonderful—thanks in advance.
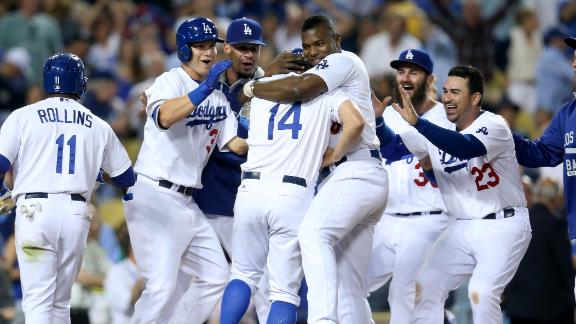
[43,53,87,97]
[176,17,224,62]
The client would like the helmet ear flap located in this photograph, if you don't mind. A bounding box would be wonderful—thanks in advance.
[178,44,192,62]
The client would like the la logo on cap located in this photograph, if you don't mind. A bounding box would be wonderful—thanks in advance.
[202,22,212,34]
[405,50,414,60]
[243,23,252,35]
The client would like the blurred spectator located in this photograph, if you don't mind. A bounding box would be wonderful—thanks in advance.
[523,0,562,33]
[0,48,32,119]
[104,223,144,324]
[0,0,63,85]
[71,204,111,324]
[273,2,310,53]
[506,7,543,114]
[560,0,576,36]
[535,26,573,127]
[504,177,575,324]
[428,0,519,82]
[81,70,131,138]
[495,97,522,133]
[419,16,457,95]
[386,0,429,40]
[360,9,422,78]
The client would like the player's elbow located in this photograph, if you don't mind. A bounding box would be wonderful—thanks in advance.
[227,137,248,155]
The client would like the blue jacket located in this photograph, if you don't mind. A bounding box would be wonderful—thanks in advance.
[514,99,576,238]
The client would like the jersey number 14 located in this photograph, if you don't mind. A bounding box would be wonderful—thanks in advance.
[268,102,303,140]
[55,134,76,174]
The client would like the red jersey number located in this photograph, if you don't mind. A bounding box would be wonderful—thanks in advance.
[470,163,500,191]
[413,162,438,188]
[205,129,219,153]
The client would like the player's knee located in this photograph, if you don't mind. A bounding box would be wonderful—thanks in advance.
[467,282,500,306]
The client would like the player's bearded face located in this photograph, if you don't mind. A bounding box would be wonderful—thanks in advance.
[228,44,260,78]
[189,41,218,78]
[392,78,427,109]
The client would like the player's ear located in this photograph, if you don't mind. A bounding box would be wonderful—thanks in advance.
[224,43,232,55]
[472,92,481,106]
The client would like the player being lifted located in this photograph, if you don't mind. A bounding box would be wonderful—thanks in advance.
[380,65,531,324]
[0,53,135,323]
[123,17,247,323]
[243,14,388,323]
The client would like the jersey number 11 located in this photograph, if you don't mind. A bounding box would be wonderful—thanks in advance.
[56,134,76,174]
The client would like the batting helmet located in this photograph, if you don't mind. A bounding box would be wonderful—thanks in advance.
[176,17,224,62]
[43,53,87,98]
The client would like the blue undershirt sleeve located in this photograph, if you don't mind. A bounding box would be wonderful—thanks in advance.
[375,117,411,162]
[413,118,487,160]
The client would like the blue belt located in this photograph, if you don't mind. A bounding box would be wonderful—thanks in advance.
[483,207,515,220]
[25,192,86,202]
[242,171,307,188]
[158,180,194,196]
[335,149,381,167]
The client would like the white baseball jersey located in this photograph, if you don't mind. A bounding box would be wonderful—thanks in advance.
[401,111,526,219]
[383,103,450,214]
[0,97,132,199]
[244,74,350,182]
[135,67,238,188]
[306,50,379,152]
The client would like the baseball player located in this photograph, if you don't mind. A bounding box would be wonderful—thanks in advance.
[243,14,389,323]
[220,73,365,323]
[512,36,576,239]
[367,49,451,324]
[388,65,531,324]
[123,17,247,323]
[0,53,135,323]
[191,18,308,323]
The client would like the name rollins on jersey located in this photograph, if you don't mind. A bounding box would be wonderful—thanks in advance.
[185,100,227,130]
[37,108,93,128]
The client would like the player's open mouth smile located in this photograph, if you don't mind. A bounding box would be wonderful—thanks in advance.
[241,61,254,69]
[401,84,414,92]
[201,59,213,66]
[445,103,457,114]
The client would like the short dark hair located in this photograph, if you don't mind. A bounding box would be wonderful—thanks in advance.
[302,14,337,36]
[448,65,484,105]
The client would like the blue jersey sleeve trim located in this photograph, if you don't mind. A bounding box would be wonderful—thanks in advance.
[414,118,487,160]
[423,168,437,186]
[109,167,136,188]
[0,154,10,174]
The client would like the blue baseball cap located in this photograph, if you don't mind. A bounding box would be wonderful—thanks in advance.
[226,18,266,46]
[390,49,433,74]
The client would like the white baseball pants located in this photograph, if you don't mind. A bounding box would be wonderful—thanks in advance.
[124,175,229,324]
[230,175,314,306]
[367,213,450,324]
[299,159,388,324]
[413,208,531,324]
[15,194,89,324]
[205,213,271,322]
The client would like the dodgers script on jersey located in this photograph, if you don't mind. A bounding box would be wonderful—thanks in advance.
[383,102,450,214]
[136,67,237,188]
[306,50,379,151]
[401,111,526,219]
[244,75,350,182]
[0,97,132,199]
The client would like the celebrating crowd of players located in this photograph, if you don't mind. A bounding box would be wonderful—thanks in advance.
[1,2,576,324]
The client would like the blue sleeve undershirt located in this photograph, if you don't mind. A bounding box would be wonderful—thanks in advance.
[109,166,136,188]
[413,118,487,160]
